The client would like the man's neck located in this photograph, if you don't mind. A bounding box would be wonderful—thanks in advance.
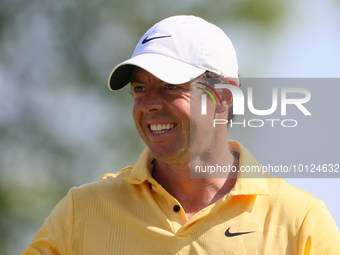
[152,148,238,219]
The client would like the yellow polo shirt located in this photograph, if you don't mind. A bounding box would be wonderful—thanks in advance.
[23,141,340,254]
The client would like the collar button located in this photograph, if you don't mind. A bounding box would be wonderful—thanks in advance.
[173,205,180,212]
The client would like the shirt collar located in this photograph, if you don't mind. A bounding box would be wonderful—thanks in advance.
[229,141,269,195]
[123,141,269,195]
[123,148,154,185]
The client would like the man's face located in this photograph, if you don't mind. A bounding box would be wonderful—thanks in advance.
[130,67,195,164]
[130,67,221,165]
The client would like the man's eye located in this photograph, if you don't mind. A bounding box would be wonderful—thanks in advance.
[133,86,146,92]
[166,84,179,90]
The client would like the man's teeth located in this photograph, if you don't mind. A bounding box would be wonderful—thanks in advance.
[150,124,176,134]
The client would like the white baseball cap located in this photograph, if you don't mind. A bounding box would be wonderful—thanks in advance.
[108,15,238,90]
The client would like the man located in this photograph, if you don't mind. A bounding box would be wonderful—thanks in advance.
[24,15,339,254]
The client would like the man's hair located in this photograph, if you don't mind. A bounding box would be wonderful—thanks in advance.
[202,71,241,124]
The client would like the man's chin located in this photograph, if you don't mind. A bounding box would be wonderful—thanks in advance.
[149,147,189,165]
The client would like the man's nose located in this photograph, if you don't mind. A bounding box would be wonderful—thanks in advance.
[139,90,163,113]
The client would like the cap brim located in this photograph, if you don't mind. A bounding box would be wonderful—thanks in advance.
[108,53,206,91]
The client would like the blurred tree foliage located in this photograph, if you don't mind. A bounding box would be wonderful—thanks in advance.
[0,0,287,253]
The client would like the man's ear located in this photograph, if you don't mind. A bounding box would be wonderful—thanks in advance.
[215,78,238,113]
[216,89,233,113]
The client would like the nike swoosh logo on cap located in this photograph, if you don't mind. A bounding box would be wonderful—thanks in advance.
[225,227,255,237]
[142,35,171,44]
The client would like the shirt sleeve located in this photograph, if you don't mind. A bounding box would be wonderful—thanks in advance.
[22,188,74,255]
[298,200,340,255]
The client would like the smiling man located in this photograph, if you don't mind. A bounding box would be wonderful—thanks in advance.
[24,15,339,255]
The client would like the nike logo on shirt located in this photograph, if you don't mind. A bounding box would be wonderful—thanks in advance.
[225,227,255,237]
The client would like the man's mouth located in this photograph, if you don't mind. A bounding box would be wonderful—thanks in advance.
[149,124,177,134]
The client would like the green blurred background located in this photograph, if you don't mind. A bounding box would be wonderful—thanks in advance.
[0,0,339,254]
